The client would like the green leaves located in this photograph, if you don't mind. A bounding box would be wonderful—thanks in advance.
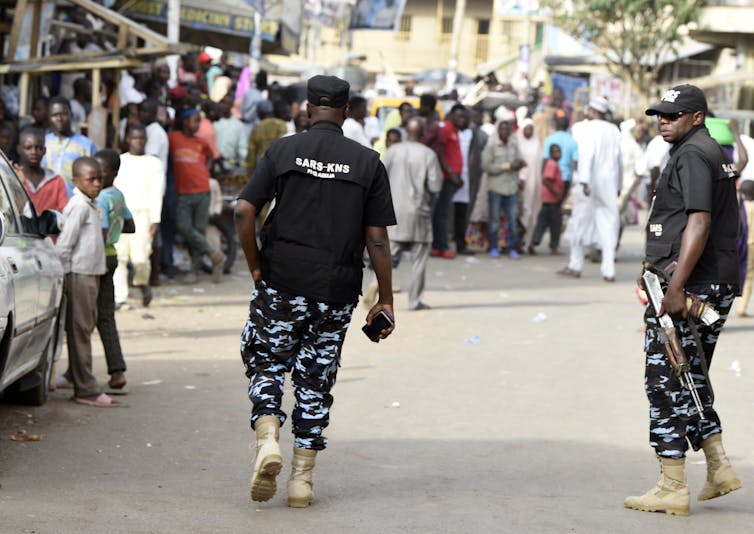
[543,0,701,102]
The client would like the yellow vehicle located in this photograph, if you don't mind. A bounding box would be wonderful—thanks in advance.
[369,97,444,128]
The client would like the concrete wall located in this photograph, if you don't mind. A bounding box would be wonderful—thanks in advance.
[311,0,535,76]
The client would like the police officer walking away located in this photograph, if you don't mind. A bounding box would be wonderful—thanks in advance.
[234,75,396,507]
[625,85,742,516]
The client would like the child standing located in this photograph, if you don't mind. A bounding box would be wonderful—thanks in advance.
[737,180,754,317]
[15,126,68,213]
[528,144,565,255]
[55,156,120,406]
[95,149,135,391]
[168,108,225,283]
[114,125,164,307]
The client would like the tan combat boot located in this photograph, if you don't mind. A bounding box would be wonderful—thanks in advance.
[698,433,742,501]
[624,457,690,516]
[250,415,283,502]
[287,447,317,508]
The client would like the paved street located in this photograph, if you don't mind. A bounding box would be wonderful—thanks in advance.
[2,224,754,533]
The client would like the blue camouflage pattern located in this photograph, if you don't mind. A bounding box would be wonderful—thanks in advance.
[240,280,355,450]
[643,283,735,458]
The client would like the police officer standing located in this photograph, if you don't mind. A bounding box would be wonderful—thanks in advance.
[234,75,396,507]
[625,85,742,516]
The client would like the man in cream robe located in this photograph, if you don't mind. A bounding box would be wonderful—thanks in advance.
[382,117,443,310]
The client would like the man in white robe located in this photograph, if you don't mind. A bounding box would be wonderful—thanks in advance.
[560,98,622,281]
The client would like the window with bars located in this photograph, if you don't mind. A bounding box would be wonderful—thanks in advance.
[441,16,454,34]
[400,14,412,33]
[396,14,412,41]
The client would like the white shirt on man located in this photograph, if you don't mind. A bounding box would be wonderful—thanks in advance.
[145,121,169,184]
[342,118,372,148]
[115,153,164,225]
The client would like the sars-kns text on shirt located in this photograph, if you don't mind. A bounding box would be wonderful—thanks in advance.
[295,157,351,179]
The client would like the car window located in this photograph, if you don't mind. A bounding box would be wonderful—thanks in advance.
[0,155,38,234]
[0,179,19,234]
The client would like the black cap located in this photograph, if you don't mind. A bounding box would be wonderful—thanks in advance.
[645,84,707,116]
[307,75,350,108]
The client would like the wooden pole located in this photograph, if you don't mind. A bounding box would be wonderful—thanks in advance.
[18,73,30,120]
[88,68,107,148]
[112,69,122,149]
[20,0,43,118]
[5,0,29,63]
[30,0,41,59]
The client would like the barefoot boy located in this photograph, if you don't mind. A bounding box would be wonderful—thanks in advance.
[56,156,120,407]
[95,149,135,391]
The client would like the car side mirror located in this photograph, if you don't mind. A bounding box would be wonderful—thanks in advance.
[37,209,62,236]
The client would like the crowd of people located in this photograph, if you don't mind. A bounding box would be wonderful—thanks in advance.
[331,89,751,314]
[3,54,754,314]
[3,10,754,511]
[3,31,754,410]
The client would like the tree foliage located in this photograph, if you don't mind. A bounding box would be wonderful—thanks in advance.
[545,0,702,104]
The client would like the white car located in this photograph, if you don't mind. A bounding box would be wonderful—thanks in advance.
[0,150,65,405]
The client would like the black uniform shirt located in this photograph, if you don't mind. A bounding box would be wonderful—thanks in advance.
[239,120,396,304]
[645,125,739,288]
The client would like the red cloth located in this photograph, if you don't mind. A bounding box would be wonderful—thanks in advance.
[168,131,213,195]
[440,122,463,180]
[422,121,442,153]
[541,159,564,204]
[24,173,68,213]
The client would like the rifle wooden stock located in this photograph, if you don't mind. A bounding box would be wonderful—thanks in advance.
[663,327,690,376]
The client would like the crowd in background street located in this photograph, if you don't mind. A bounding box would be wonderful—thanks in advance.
[2,4,754,409]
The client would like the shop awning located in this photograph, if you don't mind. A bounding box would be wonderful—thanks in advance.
[117,0,288,53]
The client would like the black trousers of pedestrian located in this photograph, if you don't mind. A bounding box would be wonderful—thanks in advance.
[97,255,126,374]
[531,203,562,251]
[453,201,468,253]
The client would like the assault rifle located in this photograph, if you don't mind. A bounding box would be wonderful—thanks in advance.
[642,271,706,419]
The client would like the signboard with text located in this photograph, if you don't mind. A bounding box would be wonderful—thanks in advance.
[124,0,257,37]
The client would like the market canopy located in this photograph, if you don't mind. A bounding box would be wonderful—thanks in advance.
[117,0,295,54]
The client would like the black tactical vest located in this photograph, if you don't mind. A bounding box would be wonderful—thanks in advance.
[645,126,739,287]
[259,121,387,304]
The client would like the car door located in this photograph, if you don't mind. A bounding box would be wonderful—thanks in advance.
[0,155,62,340]
[0,157,41,377]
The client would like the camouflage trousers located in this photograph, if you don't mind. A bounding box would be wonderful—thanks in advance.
[644,283,735,458]
[240,280,355,450]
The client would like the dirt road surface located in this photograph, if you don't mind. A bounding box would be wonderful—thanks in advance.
[2,226,753,533]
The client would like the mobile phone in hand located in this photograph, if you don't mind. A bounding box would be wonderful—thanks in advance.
[362,310,394,342]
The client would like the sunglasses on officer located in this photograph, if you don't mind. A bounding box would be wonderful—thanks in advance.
[656,111,690,122]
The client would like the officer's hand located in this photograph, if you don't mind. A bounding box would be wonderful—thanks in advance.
[636,270,645,292]
[658,284,687,320]
[367,303,395,340]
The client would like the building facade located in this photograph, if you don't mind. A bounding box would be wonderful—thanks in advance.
[311,0,542,77]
